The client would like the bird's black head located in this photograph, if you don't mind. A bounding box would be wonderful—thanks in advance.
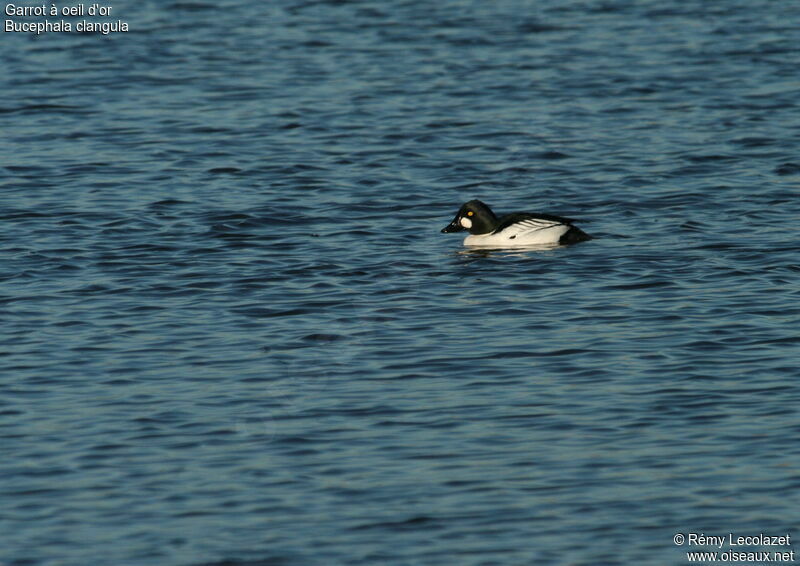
[441,199,498,235]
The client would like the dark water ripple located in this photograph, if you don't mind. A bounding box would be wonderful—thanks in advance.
[2,0,800,565]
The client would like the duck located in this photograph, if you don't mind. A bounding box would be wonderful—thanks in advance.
[441,199,591,247]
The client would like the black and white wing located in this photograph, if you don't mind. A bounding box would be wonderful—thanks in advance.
[492,213,572,238]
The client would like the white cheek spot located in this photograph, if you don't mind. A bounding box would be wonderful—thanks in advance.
[460,217,472,229]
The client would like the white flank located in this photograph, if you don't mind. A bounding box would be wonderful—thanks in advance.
[464,222,569,247]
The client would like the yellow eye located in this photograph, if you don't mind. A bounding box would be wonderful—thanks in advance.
[467,211,474,216]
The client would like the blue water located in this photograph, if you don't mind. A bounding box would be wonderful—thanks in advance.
[2,1,800,565]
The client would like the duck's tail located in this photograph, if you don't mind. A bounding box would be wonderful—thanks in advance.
[559,225,592,245]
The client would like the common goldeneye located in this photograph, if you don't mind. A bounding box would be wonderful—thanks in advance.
[441,199,591,247]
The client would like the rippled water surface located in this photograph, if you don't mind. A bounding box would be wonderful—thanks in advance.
[3,1,800,565]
